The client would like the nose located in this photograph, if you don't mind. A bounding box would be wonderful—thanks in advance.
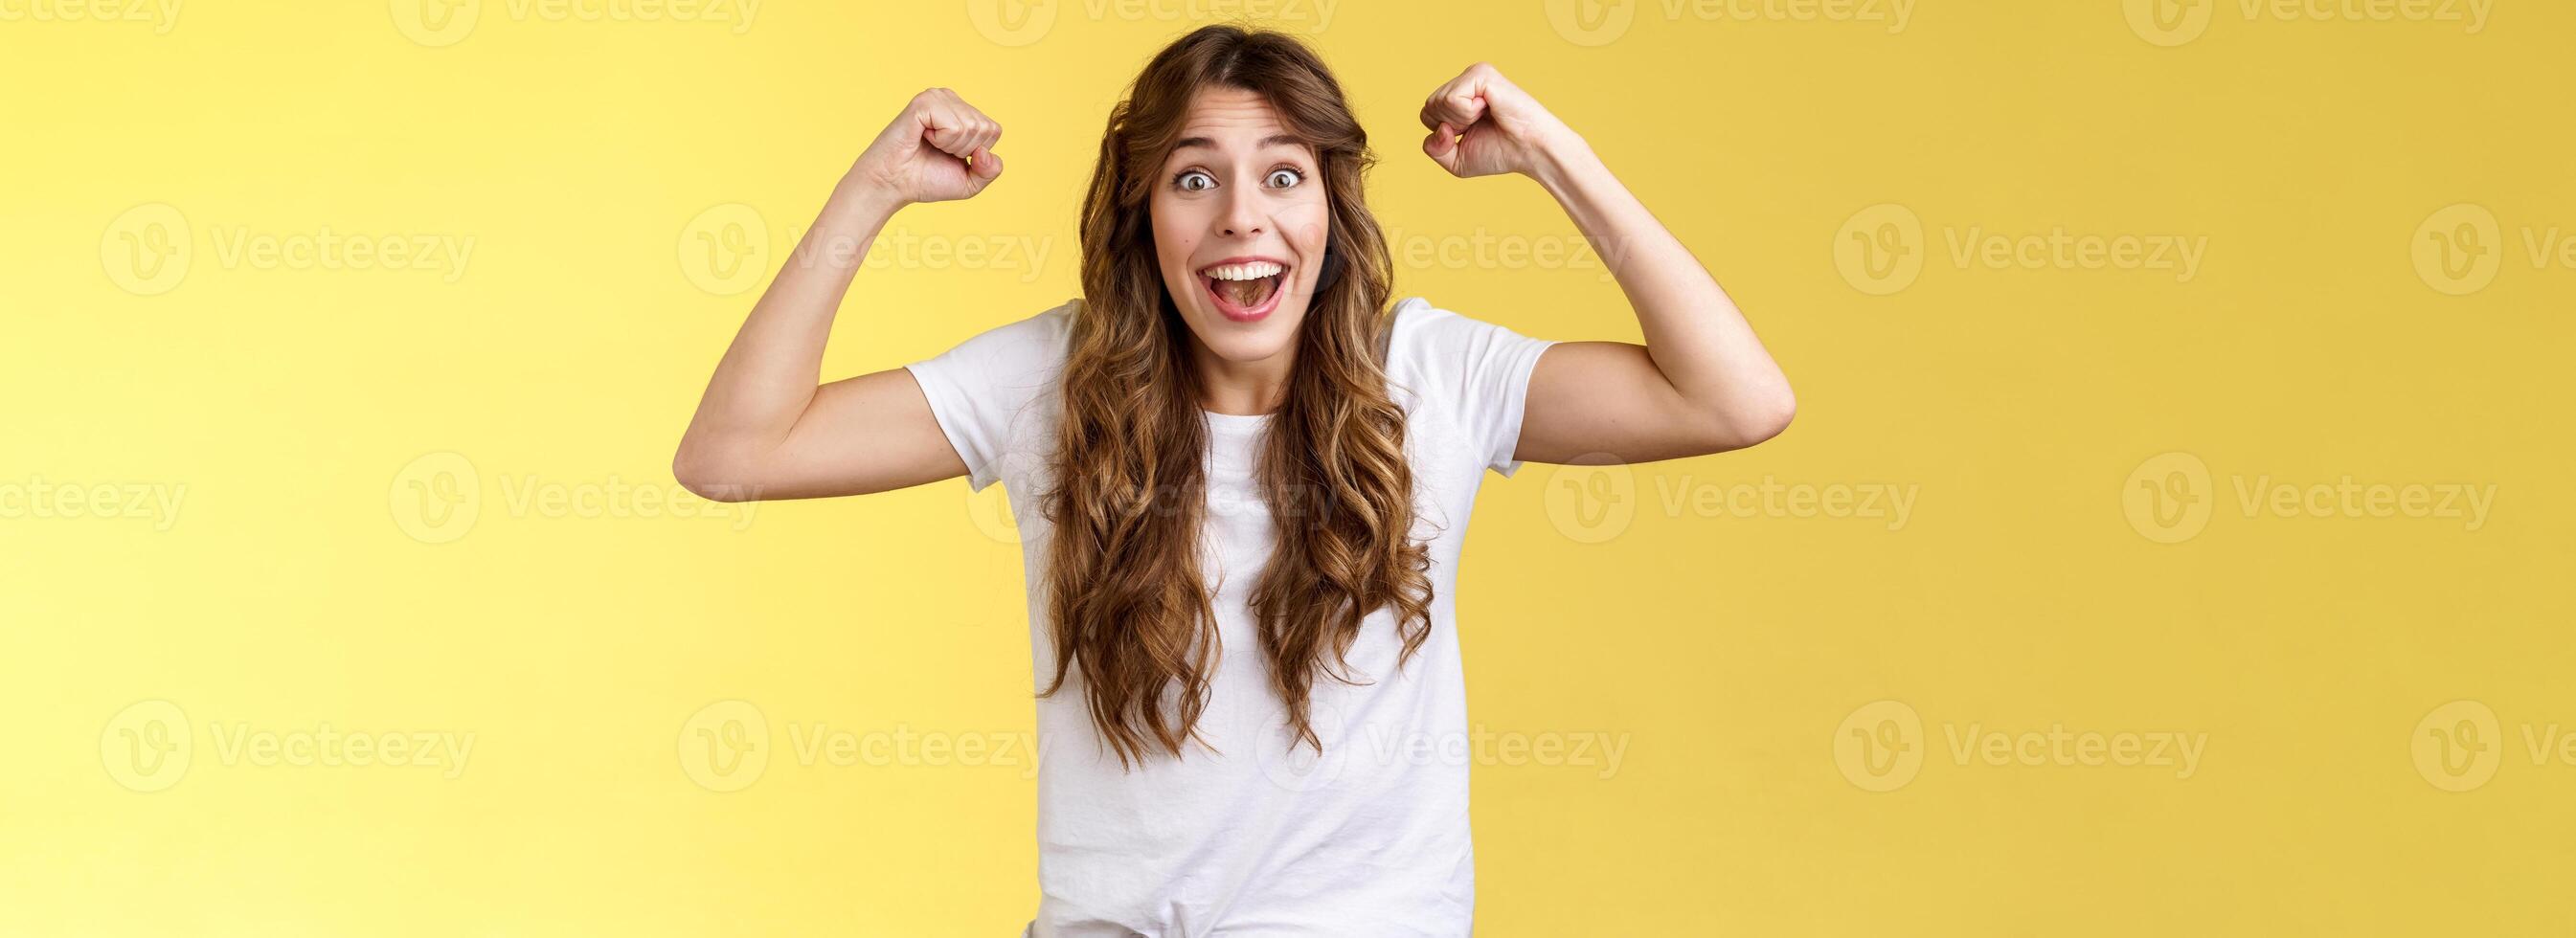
[1215,187,1263,238]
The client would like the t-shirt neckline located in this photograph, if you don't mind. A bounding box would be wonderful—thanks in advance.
[1201,409,1274,433]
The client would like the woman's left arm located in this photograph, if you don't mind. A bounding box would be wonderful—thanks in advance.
[1421,63,1795,465]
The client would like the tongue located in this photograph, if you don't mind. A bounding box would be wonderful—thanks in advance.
[1218,276,1275,308]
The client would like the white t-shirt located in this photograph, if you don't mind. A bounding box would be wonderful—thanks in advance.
[904,296,1555,938]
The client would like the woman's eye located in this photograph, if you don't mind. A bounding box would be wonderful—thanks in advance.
[1175,170,1215,192]
[1266,168,1304,189]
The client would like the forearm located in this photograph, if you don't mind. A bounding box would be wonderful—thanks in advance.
[677,173,904,471]
[1530,139,1794,433]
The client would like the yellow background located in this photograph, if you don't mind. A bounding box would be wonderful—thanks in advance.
[6,0,2572,934]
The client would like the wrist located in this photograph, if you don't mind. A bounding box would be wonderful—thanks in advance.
[831,167,910,220]
[1525,130,1599,200]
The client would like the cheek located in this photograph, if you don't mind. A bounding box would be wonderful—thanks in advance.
[1150,198,1204,277]
[1276,201,1332,259]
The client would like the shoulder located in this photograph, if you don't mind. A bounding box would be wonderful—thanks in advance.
[907,297,1078,387]
[1381,296,1552,391]
[900,297,1081,422]
[949,297,1078,366]
[1385,295,1453,349]
[900,299,1082,492]
[1382,296,1457,383]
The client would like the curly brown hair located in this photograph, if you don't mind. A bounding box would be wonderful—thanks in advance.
[1041,25,1435,769]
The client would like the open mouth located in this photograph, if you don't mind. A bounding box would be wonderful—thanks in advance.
[1198,258,1289,323]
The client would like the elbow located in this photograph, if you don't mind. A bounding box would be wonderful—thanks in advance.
[1745,391,1797,445]
[1709,388,1796,452]
[672,442,759,503]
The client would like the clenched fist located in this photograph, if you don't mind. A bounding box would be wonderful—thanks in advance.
[1418,63,1581,180]
[853,88,1006,205]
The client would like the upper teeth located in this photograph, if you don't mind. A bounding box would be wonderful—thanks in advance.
[1204,261,1283,281]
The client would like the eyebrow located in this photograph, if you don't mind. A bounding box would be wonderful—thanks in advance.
[1170,133,1304,153]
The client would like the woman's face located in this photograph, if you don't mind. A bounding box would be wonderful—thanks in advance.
[1150,87,1331,368]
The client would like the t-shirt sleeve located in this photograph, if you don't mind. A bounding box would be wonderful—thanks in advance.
[900,301,1075,492]
[1386,298,1559,477]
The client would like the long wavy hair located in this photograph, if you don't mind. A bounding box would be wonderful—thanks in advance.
[1040,25,1433,769]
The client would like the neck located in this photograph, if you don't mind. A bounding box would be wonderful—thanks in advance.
[1189,336,1294,416]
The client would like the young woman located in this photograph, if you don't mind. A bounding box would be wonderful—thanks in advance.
[674,25,1792,937]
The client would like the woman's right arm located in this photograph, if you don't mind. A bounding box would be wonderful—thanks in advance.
[672,89,1005,502]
